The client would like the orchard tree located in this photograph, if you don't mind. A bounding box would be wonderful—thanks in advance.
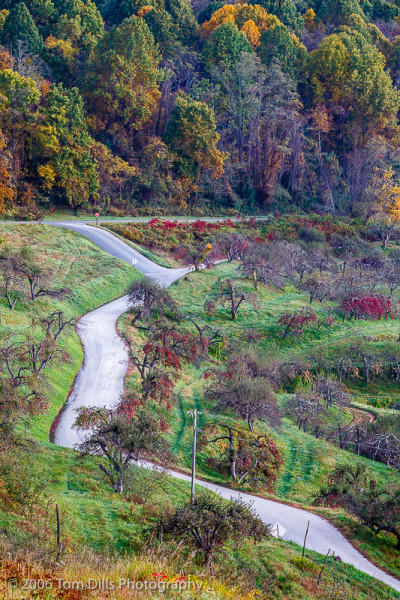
[239,244,285,290]
[301,274,333,303]
[18,260,71,302]
[278,306,317,338]
[319,464,400,549]
[127,322,202,406]
[204,278,259,321]
[315,378,350,408]
[214,232,250,262]
[0,311,73,444]
[177,240,215,271]
[74,403,170,494]
[204,351,280,431]
[0,247,26,309]
[200,422,283,490]
[128,279,179,326]
[384,342,400,382]
[341,295,393,321]
[285,392,327,437]
[368,218,400,249]
[158,493,269,568]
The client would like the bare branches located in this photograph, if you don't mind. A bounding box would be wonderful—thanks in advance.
[0,247,72,308]
[0,311,73,446]
[204,277,259,321]
[204,349,280,431]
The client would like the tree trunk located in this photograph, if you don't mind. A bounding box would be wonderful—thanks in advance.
[114,478,123,494]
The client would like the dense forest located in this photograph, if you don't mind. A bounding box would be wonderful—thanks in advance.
[2,0,400,218]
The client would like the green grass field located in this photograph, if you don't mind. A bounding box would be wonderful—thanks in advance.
[1,227,400,599]
[0,224,143,440]
[120,261,400,577]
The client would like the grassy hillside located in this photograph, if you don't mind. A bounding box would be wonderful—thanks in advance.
[119,260,400,579]
[1,226,399,599]
[0,224,141,440]
[1,442,398,600]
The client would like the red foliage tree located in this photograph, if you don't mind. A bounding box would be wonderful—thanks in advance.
[341,295,393,321]
[278,306,317,338]
[127,324,203,408]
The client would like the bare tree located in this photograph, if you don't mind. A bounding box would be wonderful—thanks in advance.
[239,244,285,290]
[368,219,400,249]
[302,274,333,303]
[314,378,350,409]
[0,249,25,309]
[18,262,71,301]
[205,278,259,321]
[205,362,280,432]
[214,233,250,262]
[0,311,73,444]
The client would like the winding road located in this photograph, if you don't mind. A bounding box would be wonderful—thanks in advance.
[52,222,400,594]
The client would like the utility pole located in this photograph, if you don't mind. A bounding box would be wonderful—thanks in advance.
[188,409,202,505]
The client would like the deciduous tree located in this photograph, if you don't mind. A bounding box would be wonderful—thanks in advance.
[158,493,269,568]
[204,277,259,320]
[75,404,170,494]
[200,422,283,489]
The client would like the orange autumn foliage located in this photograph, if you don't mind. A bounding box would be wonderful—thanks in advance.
[241,19,260,48]
[201,4,280,42]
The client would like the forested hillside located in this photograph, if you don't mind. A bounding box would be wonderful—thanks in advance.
[2,0,400,217]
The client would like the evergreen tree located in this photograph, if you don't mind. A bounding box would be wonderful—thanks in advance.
[84,15,162,143]
[315,0,365,27]
[165,94,225,184]
[2,2,44,54]
[250,0,302,32]
[203,21,252,70]
[258,23,306,77]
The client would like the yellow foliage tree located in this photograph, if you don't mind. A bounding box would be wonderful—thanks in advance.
[0,129,14,214]
[201,4,280,40]
[368,166,400,221]
[37,164,56,190]
[241,19,260,48]
[302,7,316,31]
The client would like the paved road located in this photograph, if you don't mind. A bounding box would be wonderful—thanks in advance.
[54,222,189,447]
[52,223,400,593]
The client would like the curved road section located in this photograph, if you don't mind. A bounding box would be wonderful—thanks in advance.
[53,222,400,594]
